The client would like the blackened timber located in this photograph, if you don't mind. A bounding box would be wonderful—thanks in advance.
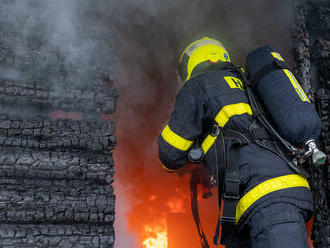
[0,78,118,115]
[0,118,116,151]
[0,224,114,248]
[0,147,114,183]
[0,178,115,224]
[293,0,330,246]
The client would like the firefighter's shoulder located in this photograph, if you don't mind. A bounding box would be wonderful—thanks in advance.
[187,69,245,93]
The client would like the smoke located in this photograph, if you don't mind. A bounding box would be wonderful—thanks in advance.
[0,0,116,87]
[113,0,297,152]
[114,182,140,248]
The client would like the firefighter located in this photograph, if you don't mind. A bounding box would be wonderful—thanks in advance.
[158,37,313,247]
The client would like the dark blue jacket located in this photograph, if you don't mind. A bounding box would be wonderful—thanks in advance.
[158,69,313,227]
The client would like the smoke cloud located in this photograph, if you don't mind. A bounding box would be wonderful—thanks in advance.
[0,0,116,87]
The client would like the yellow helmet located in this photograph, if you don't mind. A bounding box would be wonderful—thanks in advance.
[178,37,231,82]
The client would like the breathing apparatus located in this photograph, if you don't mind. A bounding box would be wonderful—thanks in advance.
[245,46,327,167]
[241,69,327,168]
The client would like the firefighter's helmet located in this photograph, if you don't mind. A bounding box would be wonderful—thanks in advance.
[178,37,231,83]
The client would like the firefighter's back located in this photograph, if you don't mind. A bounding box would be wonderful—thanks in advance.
[192,69,313,247]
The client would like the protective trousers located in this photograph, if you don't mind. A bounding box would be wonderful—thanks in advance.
[227,203,310,248]
[225,142,313,248]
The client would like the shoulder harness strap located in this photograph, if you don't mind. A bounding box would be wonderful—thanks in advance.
[250,59,291,89]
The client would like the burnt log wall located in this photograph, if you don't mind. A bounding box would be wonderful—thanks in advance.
[294,0,330,246]
[0,1,117,247]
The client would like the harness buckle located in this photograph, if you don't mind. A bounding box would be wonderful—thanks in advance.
[211,123,220,137]
[223,192,240,200]
[220,216,237,224]
[223,178,240,200]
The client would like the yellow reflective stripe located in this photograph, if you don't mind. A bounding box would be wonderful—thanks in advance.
[161,125,193,151]
[271,52,310,103]
[215,103,252,127]
[283,69,310,102]
[201,134,217,154]
[161,163,177,173]
[236,174,310,223]
[224,76,244,90]
[271,52,284,61]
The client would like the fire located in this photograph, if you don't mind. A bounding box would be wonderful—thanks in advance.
[166,197,186,214]
[142,220,168,248]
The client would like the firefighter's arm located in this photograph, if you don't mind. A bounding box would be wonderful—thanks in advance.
[158,80,210,172]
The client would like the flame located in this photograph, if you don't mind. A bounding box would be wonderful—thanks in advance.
[149,195,156,201]
[166,197,186,214]
[142,220,168,248]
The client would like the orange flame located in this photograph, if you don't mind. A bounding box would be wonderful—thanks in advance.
[166,197,186,214]
[142,219,168,248]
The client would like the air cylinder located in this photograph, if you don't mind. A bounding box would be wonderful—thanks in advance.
[246,46,321,146]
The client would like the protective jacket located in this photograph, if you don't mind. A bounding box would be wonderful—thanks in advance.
[158,68,314,244]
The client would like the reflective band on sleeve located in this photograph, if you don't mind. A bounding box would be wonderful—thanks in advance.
[201,134,217,154]
[161,125,193,151]
[215,103,253,127]
[236,174,310,223]
[161,163,177,173]
[271,52,310,103]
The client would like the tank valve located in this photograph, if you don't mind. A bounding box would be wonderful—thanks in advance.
[304,140,327,166]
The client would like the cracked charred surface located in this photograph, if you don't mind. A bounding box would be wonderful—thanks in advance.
[0,224,114,247]
[0,1,117,246]
[294,0,330,246]
[0,148,114,183]
[0,78,118,116]
[0,119,116,247]
[0,179,115,224]
[0,119,116,151]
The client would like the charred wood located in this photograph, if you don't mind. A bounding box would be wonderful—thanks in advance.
[0,78,118,115]
[0,118,116,151]
[0,178,115,224]
[0,147,114,183]
[0,224,114,248]
[294,0,330,246]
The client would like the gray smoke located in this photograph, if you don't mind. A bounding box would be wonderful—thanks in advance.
[113,0,296,134]
[0,0,116,87]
